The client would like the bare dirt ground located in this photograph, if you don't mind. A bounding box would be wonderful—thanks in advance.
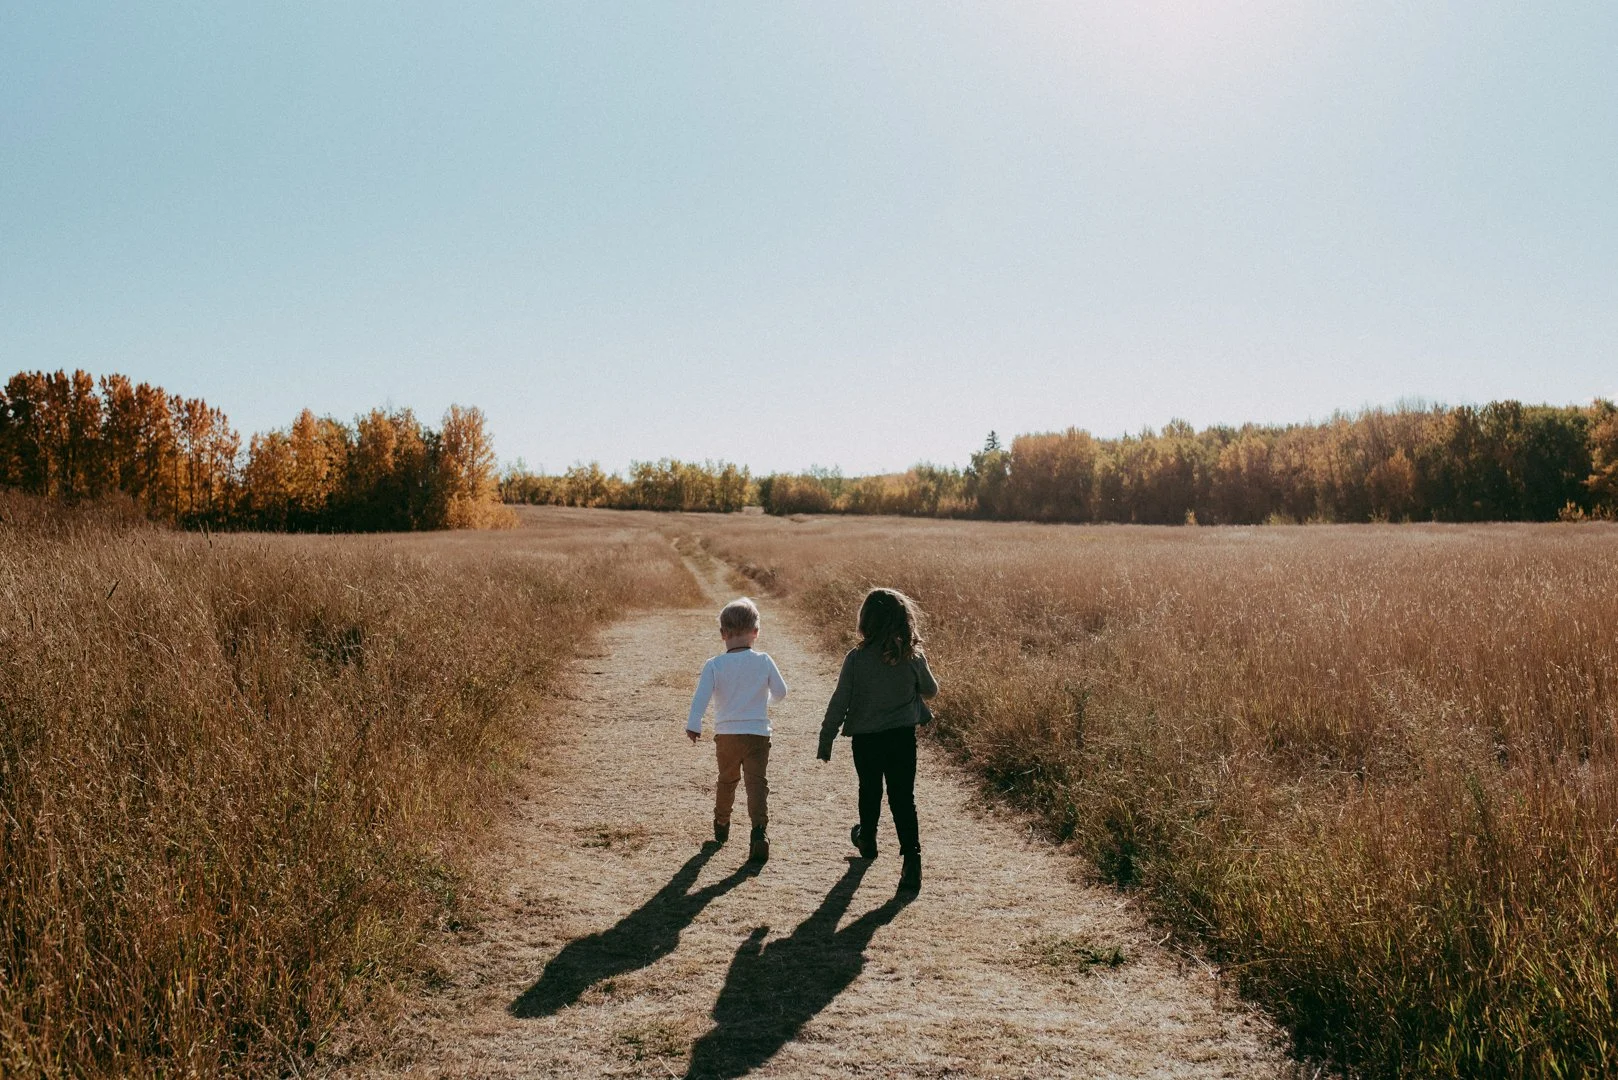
[350,547,1294,1079]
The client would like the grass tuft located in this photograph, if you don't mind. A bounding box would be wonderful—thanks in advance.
[1022,935,1128,974]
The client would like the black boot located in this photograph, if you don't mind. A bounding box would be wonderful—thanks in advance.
[850,824,877,859]
[713,821,729,845]
[899,851,921,892]
[748,825,770,864]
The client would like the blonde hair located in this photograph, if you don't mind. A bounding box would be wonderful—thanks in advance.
[719,597,760,637]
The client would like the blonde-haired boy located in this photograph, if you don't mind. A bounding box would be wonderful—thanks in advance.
[686,597,788,863]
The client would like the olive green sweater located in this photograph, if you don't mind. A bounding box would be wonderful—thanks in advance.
[818,646,938,759]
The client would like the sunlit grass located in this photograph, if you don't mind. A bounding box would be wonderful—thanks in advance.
[0,498,698,1077]
[682,512,1618,1078]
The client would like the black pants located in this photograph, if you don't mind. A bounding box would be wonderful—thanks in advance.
[851,725,919,854]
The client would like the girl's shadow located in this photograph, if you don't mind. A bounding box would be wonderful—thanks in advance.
[509,842,753,1018]
[685,860,913,1079]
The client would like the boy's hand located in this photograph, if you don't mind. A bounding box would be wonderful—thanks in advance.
[686,729,700,743]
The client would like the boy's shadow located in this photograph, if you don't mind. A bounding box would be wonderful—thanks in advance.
[684,861,913,1080]
[510,842,753,1018]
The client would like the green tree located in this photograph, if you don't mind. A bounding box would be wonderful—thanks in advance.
[966,432,1011,517]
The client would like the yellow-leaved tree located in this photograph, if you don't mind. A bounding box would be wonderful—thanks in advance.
[434,405,515,529]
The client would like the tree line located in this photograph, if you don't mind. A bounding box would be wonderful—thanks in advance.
[500,460,972,516]
[754,465,970,516]
[738,400,1618,523]
[968,400,1618,524]
[73,384,1597,527]
[501,458,752,512]
[0,370,512,530]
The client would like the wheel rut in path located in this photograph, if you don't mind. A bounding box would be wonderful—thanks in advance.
[357,549,1292,1078]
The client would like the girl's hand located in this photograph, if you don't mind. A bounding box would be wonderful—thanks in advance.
[686,729,700,743]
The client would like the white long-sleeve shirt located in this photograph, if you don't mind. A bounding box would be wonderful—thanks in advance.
[686,647,788,737]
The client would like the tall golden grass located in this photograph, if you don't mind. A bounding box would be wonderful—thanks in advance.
[0,497,699,1077]
[683,513,1618,1078]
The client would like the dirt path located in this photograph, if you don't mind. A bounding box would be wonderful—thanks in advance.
[356,549,1292,1078]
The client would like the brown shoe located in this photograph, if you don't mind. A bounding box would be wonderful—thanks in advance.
[748,825,770,864]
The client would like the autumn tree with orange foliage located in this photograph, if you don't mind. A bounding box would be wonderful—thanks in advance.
[747,401,1615,523]
[1587,400,1618,510]
[958,401,1613,524]
[0,369,512,532]
[435,405,513,528]
[240,404,511,531]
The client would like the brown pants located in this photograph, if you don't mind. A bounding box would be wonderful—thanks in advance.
[714,734,770,829]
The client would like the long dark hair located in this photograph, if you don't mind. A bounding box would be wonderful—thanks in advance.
[857,588,923,665]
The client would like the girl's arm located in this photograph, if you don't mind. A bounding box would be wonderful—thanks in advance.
[914,653,939,698]
[817,651,857,760]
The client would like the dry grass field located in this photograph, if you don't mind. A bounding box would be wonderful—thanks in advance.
[9,499,1614,1078]
[353,514,1290,1080]
[678,512,1618,1079]
[0,497,699,1077]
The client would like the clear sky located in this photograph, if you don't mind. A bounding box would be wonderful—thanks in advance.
[3,3,1615,474]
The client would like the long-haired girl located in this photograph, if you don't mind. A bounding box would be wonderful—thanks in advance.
[817,587,938,892]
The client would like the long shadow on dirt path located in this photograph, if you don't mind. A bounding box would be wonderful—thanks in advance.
[685,861,913,1079]
[510,842,754,1018]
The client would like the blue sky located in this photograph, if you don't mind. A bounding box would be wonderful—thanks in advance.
[3,2,1614,473]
